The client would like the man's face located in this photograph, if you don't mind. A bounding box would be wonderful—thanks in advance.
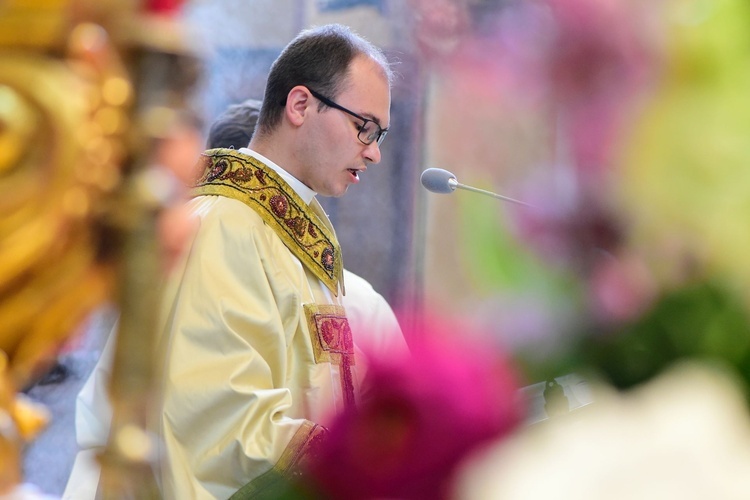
[300,55,391,198]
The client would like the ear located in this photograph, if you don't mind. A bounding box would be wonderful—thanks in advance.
[284,86,312,127]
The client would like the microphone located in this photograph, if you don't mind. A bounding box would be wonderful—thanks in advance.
[420,168,533,207]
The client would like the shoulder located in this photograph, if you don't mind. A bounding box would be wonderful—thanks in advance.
[188,195,266,233]
[184,196,270,256]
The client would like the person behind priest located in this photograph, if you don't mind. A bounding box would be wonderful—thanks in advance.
[205,97,262,150]
[157,23,394,499]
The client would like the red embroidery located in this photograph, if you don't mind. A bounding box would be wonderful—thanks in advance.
[229,167,254,183]
[321,247,335,272]
[285,216,308,237]
[305,305,356,409]
[254,168,266,184]
[270,194,288,217]
[206,158,228,182]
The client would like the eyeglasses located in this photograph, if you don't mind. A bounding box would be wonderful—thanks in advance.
[308,88,388,146]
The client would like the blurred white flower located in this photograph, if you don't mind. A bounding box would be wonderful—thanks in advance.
[453,362,750,500]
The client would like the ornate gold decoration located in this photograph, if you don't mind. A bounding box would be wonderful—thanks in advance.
[0,0,199,496]
[0,2,134,490]
[194,149,344,295]
[0,23,129,388]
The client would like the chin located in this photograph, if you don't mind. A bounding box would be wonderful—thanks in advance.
[326,186,349,198]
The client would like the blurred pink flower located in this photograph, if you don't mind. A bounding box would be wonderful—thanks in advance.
[417,0,655,177]
[544,0,645,100]
[409,0,471,60]
[542,0,655,175]
[508,173,623,273]
[588,251,658,325]
[145,0,185,14]
[307,315,525,500]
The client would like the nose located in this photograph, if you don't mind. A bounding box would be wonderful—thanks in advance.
[363,141,382,164]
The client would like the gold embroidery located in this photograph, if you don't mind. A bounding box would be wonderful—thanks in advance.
[192,149,342,295]
[228,421,326,500]
[304,304,356,409]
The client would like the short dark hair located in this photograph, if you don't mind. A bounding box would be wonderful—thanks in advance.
[255,24,392,137]
[206,98,263,149]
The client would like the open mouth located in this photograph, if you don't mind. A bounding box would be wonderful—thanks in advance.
[348,169,360,181]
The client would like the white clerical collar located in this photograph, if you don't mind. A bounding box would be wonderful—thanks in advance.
[238,147,317,204]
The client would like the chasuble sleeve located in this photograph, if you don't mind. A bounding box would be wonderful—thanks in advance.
[158,196,321,500]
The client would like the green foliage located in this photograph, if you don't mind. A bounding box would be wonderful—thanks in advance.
[578,281,750,398]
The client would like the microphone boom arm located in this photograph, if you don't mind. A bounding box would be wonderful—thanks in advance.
[449,179,533,207]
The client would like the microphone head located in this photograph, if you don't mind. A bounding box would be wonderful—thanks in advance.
[420,168,457,194]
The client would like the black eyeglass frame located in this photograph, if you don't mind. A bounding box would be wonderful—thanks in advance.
[307,88,388,146]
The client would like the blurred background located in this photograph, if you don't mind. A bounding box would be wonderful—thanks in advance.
[5,0,750,497]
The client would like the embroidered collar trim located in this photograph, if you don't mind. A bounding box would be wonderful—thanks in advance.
[192,148,342,295]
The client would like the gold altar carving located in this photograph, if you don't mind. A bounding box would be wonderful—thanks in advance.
[0,0,200,495]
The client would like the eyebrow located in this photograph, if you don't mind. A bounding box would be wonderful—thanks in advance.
[366,114,384,127]
[345,104,382,127]
[351,108,379,125]
[359,110,388,129]
[310,88,387,128]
